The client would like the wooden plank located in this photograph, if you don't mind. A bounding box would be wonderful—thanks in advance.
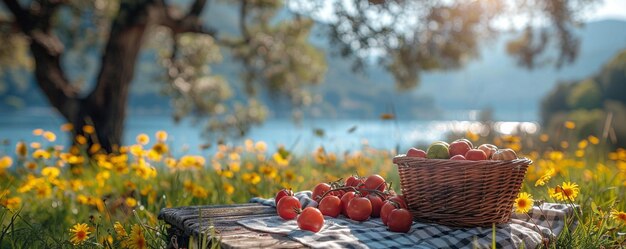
[159,203,307,248]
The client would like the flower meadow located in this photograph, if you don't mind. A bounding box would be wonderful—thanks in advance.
[0,123,625,248]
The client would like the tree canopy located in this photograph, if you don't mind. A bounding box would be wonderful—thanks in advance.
[0,0,597,151]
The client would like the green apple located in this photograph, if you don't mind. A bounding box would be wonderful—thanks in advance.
[427,141,450,159]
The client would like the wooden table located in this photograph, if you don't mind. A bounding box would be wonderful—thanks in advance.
[158,203,306,249]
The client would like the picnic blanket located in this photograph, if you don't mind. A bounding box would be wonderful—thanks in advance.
[242,191,577,249]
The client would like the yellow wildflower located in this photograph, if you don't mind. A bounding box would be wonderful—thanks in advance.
[60,123,73,131]
[136,133,149,145]
[114,222,128,237]
[611,209,626,225]
[273,153,289,166]
[242,172,261,185]
[223,183,235,195]
[75,135,87,145]
[245,139,254,152]
[69,179,84,191]
[133,160,157,180]
[164,157,177,169]
[219,170,234,178]
[30,142,41,149]
[89,143,101,154]
[0,196,21,211]
[147,149,162,162]
[32,129,44,136]
[575,150,585,158]
[16,141,27,157]
[260,165,277,178]
[41,166,61,179]
[33,149,51,160]
[126,197,137,207]
[96,171,111,187]
[564,121,576,129]
[69,223,91,245]
[539,134,549,142]
[156,130,168,142]
[229,162,241,172]
[514,192,534,213]
[0,156,12,170]
[34,184,52,198]
[43,131,56,142]
[588,135,599,145]
[577,140,588,149]
[82,125,95,134]
[535,168,555,186]
[549,182,580,201]
[151,143,168,155]
[130,144,143,157]
[255,141,267,153]
[192,186,210,198]
[76,194,89,205]
[128,224,147,249]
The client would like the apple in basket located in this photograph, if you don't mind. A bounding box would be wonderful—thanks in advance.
[478,144,498,159]
[427,141,450,159]
[465,149,488,161]
[492,148,518,160]
[449,140,472,157]
[406,147,427,158]
[450,154,466,160]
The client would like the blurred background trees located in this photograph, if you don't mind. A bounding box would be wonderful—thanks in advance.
[0,0,598,151]
[541,49,626,148]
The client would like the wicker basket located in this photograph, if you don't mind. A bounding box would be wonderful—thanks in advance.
[393,155,532,227]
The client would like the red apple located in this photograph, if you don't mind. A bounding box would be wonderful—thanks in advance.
[478,144,498,159]
[454,139,474,149]
[465,149,487,161]
[406,148,427,158]
[450,155,466,160]
[492,149,518,160]
[449,141,472,157]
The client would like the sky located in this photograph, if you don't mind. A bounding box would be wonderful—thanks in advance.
[586,0,626,21]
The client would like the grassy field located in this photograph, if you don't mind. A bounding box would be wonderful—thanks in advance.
[0,124,625,248]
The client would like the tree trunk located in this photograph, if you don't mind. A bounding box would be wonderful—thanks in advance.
[74,7,151,152]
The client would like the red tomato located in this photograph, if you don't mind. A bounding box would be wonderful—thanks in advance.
[388,195,408,209]
[318,195,342,218]
[297,207,325,233]
[364,174,386,192]
[367,194,384,218]
[345,175,364,187]
[276,196,301,220]
[347,196,372,221]
[387,209,413,233]
[340,191,356,216]
[380,201,397,225]
[312,183,331,202]
[275,188,293,205]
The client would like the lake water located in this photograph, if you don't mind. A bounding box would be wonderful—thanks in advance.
[0,110,539,155]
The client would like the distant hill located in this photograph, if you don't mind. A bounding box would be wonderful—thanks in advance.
[1,6,626,122]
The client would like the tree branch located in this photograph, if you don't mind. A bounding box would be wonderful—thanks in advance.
[187,0,207,18]
[1,0,79,120]
[239,0,250,41]
[155,0,215,36]
[2,0,32,30]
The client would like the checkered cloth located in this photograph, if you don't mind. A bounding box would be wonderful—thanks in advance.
[243,191,578,249]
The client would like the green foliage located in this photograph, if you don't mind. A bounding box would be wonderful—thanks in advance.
[566,79,602,110]
[541,49,626,148]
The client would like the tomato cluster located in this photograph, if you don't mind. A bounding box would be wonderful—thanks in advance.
[275,174,414,233]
